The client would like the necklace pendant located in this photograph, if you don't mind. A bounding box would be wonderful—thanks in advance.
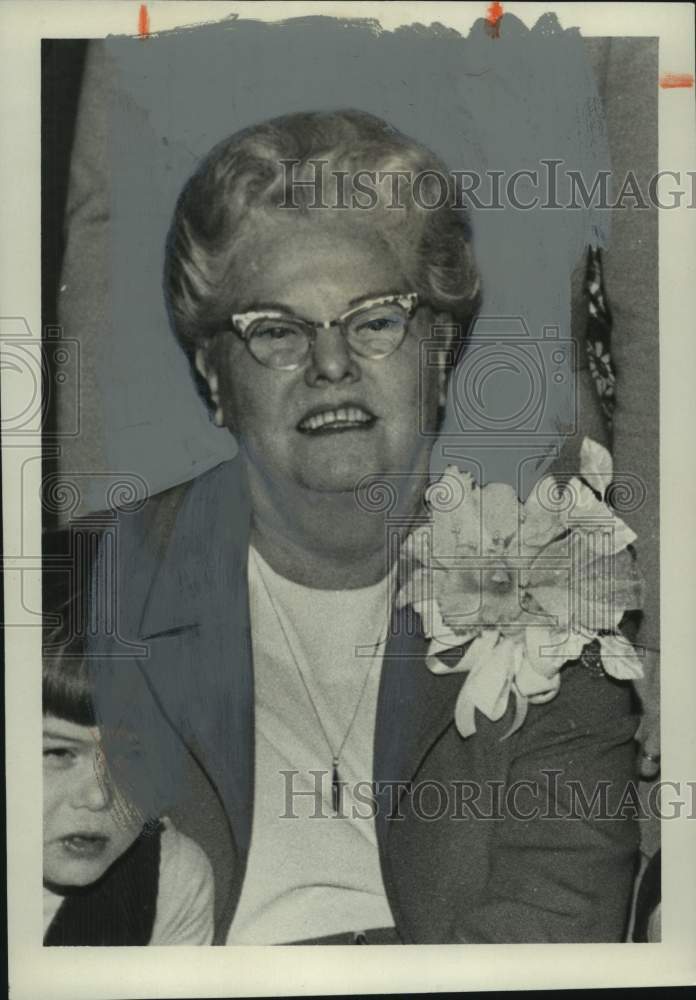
[331,758,341,813]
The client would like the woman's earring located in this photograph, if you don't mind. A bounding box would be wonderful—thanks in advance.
[438,368,449,409]
[205,369,224,426]
[195,350,224,426]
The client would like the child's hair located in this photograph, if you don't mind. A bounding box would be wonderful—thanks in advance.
[42,570,158,830]
[43,580,95,726]
[43,648,95,727]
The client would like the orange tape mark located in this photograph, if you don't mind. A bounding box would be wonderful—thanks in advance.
[138,4,150,38]
[485,1,504,38]
[659,73,694,89]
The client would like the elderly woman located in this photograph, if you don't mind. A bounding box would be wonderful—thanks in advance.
[87,110,639,945]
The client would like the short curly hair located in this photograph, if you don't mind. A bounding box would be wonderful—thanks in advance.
[163,109,481,411]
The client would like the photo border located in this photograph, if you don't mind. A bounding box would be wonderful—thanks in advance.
[3,2,695,996]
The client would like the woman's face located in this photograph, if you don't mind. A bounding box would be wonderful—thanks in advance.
[200,210,449,494]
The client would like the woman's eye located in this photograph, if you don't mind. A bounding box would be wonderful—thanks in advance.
[257,324,298,341]
[355,315,401,334]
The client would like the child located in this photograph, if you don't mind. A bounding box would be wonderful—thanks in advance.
[43,635,215,945]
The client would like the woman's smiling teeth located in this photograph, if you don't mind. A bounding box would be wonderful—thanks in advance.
[297,406,376,433]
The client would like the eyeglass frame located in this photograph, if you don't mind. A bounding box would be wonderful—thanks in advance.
[229,292,421,371]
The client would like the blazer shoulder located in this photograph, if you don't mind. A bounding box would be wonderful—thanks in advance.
[55,463,239,605]
[68,460,237,540]
[512,654,640,759]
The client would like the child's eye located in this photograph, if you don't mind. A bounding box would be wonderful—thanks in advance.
[43,747,77,769]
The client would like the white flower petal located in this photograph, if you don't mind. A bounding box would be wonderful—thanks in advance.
[521,477,567,552]
[597,633,645,681]
[400,526,431,568]
[479,483,521,546]
[580,437,613,499]
[454,681,478,738]
[500,685,529,740]
[426,646,469,675]
[527,672,561,704]
[395,568,432,612]
[454,634,516,733]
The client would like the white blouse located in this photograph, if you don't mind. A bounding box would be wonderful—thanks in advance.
[226,547,395,944]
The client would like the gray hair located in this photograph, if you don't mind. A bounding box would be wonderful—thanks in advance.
[163,109,480,409]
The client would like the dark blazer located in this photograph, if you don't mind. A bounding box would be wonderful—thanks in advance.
[84,458,640,944]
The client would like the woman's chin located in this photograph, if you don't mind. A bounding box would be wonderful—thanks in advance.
[293,440,431,496]
[290,435,382,493]
[296,465,370,494]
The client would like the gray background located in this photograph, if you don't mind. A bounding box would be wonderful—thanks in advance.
[59,12,616,506]
[51,10,660,881]
[55,16,658,655]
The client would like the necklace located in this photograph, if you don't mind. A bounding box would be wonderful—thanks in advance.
[250,548,387,813]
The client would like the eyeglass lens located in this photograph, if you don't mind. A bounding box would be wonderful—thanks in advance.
[245,303,412,369]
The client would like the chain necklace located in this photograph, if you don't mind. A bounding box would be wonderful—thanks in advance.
[250,547,387,814]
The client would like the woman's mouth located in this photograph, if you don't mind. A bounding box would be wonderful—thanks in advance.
[297,405,376,434]
[59,834,109,859]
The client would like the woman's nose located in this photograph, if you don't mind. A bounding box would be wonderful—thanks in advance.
[305,325,359,386]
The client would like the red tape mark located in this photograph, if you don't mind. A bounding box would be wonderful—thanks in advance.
[485,1,504,38]
[138,4,150,38]
[659,73,694,89]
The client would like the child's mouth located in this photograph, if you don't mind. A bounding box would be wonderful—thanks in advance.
[60,834,109,859]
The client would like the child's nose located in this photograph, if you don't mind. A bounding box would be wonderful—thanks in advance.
[72,759,113,811]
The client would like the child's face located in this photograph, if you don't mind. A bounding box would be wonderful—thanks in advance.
[43,715,143,887]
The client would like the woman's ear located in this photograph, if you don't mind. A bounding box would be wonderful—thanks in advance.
[194,347,224,426]
[430,311,459,409]
[431,311,459,348]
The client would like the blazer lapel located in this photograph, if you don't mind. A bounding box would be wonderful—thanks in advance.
[136,459,255,856]
[373,604,463,847]
[134,459,461,859]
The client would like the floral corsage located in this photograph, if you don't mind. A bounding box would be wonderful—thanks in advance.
[397,438,644,739]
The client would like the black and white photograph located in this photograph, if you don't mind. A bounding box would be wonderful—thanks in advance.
[3,1,696,995]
